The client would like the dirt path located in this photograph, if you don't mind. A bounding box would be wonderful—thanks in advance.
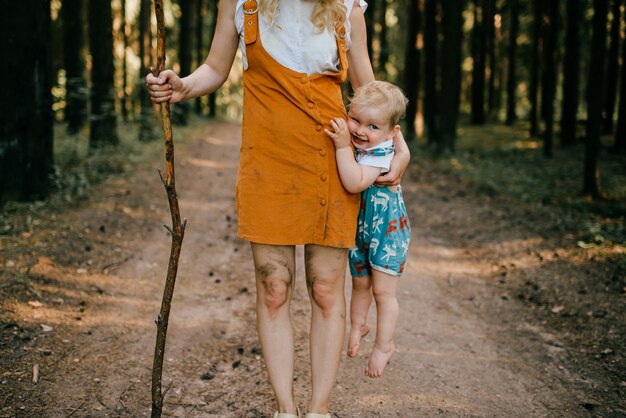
[2,121,622,417]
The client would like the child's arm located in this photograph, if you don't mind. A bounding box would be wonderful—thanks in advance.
[325,118,382,193]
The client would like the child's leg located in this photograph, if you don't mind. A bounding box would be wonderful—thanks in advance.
[366,269,400,378]
[347,274,372,357]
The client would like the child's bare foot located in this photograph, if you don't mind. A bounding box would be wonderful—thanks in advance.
[347,324,370,357]
[365,342,395,378]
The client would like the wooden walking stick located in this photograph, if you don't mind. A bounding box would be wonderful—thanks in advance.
[150,1,187,416]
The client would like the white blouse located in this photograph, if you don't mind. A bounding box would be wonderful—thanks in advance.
[235,0,368,75]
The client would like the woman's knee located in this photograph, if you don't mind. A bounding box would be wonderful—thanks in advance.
[310,277,343,316]
[256,262,293,313]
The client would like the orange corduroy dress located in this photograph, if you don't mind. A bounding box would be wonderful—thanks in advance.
[236,0,360,248]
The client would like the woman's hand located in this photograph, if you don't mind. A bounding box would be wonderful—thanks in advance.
[145,70,185,104]
[325,118,353,150]
[375,130,410,186]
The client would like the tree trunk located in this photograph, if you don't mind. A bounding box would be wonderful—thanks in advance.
[560,0,581,147]
[378,0,389,77]
[602,0,623,133]
[471,0,486,124]
[208,0,218,117]
[529,0,542,136]
[541,0,559,158]
[0,0,53,203]
[485,0,496,114]
[365,0,376,64]
[404,0,422,141]
[139,0,156,140]
[173,0,193,125]
[505,0,519,125]
[423,0,439,145]
[584,0,609,197]
[439,0,464,153]
[121,0,129,122]
[88,0,119,148]
[62,0,87,134]
[195,0,204,114]
[614,4,626,155]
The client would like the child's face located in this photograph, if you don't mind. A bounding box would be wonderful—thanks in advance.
[347,104,399,149]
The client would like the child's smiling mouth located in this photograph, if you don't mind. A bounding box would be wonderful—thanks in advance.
[351,135,368,147]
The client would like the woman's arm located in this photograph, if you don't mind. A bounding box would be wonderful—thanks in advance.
[376,131,410,186]
[347,2,375,90]
[346,2,410,186]
[146,0,239,104]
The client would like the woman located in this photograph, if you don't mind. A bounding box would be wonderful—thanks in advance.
[146,1,410,416]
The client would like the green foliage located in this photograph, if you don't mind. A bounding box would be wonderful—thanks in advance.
[417,123,626,246]
[51,116,201,203]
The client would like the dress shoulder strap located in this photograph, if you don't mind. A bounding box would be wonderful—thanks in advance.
[243,0,258,45]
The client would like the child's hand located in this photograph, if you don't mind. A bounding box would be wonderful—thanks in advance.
[324,118,352,150]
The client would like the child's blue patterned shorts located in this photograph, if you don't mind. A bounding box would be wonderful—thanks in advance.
[349,185,411,277]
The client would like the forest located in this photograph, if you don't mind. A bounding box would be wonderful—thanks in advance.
[2,0,625,204]
[1,0,625,416]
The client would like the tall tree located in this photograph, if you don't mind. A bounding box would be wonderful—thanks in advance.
[505,0,520,125]
[378,0,390,77]
[365,0,376,62]
[195,0,204,114]
[529,0,542,136]
[207,0,218,117]
[121,0,129,121]
[423,0,439,145]
[485,0,496,114]
[540,0,559,158]
[439,0,464,152]
[88,0,119,148]
[615,4,626,155]
[62,0,87,134]
[173,0,193,125]
[584,0,609,197]
[560,0,581,146]
[404,0,422,141]
[139,0,156,140]
[471,0,486,124]
[602,0,623,133]
[1,0,53,202]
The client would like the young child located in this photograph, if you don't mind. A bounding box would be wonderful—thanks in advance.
[325,81,410,378]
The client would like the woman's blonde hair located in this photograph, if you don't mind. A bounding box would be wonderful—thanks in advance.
[349,81,409,125]
[260,0,347,36]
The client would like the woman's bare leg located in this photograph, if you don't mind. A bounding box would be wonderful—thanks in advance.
[304,244,348,414]
[347,275,372,357]
[365,270,400,378]
[251,243,298,414]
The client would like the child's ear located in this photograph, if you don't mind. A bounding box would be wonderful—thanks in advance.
[391,125,401,138]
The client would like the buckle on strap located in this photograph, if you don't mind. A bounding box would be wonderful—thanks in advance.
[243,0,258,14]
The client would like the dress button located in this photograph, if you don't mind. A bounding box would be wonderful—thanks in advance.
[319,149,327,156]
[300,77,308,84]
[307,102,314,109]
[320,198,327,206]
[315,124,322,131]
[320,173,328,181]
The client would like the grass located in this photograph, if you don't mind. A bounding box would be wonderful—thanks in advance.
[411,121,626,246]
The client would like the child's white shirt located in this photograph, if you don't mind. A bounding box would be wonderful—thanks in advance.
[354,139,394,174]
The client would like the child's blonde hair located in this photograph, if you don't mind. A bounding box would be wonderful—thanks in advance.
[260,0,347,37]
[349,81,408,125]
